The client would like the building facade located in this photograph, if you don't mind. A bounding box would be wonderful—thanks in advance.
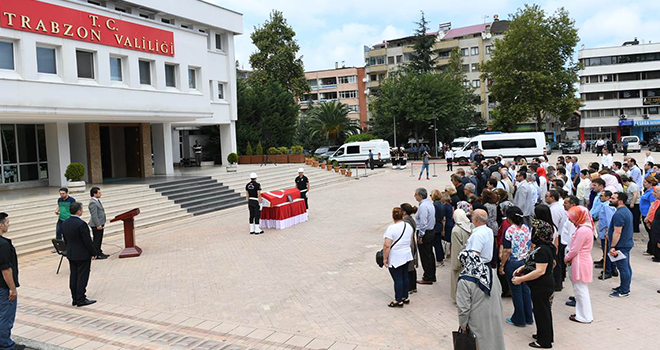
[299,66,368,128]
[363,17,509,125]
[0,0,241,190]
[578,40,660,141]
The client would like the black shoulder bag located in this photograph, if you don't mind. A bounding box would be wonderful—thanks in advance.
[376,223,407,268]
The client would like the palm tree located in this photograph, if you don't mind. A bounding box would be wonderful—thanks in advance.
[308,101,361,145]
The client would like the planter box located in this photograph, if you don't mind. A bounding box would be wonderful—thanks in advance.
[271,154,288,163]
[346,171,352,177]
[333,167,339,173]
[239,155,251,164]
[312,161,319,167]
[250,155,263,164]
[341,169,346,175]
[226,164,238,172]
[68,180,86,194]
[288,154,305,163]
[326,164,332,171]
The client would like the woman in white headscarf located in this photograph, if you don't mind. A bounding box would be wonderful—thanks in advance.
[450,209,473,301]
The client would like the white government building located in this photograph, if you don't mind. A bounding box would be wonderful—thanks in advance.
[0,0,241,190]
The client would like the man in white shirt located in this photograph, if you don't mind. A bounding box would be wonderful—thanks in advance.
[465,209,494,264]
[445,149,454,171]
[596,138,605,156]
[645,151,654,164]
[601,148,614,169]
[546,190,568,291]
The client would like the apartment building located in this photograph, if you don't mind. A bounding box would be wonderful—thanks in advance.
[363,17,510,125]
[578,39,660,141]
[0,0,242,189]
[299,65,368,128]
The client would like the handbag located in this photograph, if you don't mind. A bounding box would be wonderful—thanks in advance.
[521,246,540,275]
[452,327,478,350]
[376,223,407,268]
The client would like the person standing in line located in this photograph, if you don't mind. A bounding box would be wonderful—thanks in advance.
[452,175,467,202]
[414,188,436,285]
[601,149,613,169]
[445,148,454,172]
[0,213,24,350]
[596,138,604,156]
[594,191,616,278]
[431,190,446,267]
[88,187,108,260]
[628,158,644,189]
[645,151,654,164]
[456,250,506,350]
[295,168,310,210]
[608,192,635,298]
[54,188,76,242]
[546,190,568,291]
[192,140,203,167]
[606,137,615,155]
[465,209,494,264]
[400,203,418,294]
[512,219,556,349]
[514,171,534,228]
[418,151,430,180]
[500,206,534,327]
[621,175,641,233]
[382,207,414,307]
[450,209,472,301]
[646,187,660,262]
[246,173,264,235]
[62,202,97,307]
[576,170,591,207]
[441,192,455,259]
[640,177,657,246]
[565,206,595,324]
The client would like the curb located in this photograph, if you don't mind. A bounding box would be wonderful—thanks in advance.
[14,335,67,350]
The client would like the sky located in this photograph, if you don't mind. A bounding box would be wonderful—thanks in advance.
[209,0,660,72]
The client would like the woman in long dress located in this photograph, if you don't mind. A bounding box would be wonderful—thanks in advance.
[456,250,506,350]
[565,206,595,324]
[450,209,472,301]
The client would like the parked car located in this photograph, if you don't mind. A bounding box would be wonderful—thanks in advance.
[649,138,660,152]
[561,141,581,154]
[314,146,340,161]
[621,136,641,152]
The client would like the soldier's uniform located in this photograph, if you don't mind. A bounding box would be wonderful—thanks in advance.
[295,168,309,209]
[245,173,264,234]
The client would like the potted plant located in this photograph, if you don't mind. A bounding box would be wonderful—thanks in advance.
[326,161,333,171]
[267,147,280,163]
[65,163,86,193]
[252,142,264,164]
[346,165,352,177]
[312,155,319,167]
[289,145,305,163]
[319,157,326,168]
[226,153,238,172]
[332,160,340,173]
[240,143,252,164]
[340,162,346,175]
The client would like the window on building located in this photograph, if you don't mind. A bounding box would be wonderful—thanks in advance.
[437,51,451,59]
[486,45,493,54]
[109,56,122,82]
[139,13,151,19]
[460,48,468,56]
[619,90,640,99]
[462,81,470,88]
[648,107,659,115]
[114,6,130,13]
[165,64,177,88]
[618,72,640,81]
[139,60,151,85]
[462,64,469,73]
[367,55,386,66]
[161,18,173,24]
[181,24,191,29]
[644,89,660,97]
[471,63,479,72]
[623,108,640,116]
[472,79,480,88]
[338,76,357,84]
[369,74,377,82]
[387,56,395,64]
[339,90,358,99]
[76,50,94,79]
[643,71,660,80]
[347,105,359,113]
[217,83,225,100]
[471,47,479,55]
[36,47,57,74]
[0,41,14,70]
[396,55,403,63]
[601,74,616,83]
[215,34,223,51]
[87,1,103,6]
[0,123,49,183]
[188,68,197,89]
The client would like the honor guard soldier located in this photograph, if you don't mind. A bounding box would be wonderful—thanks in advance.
[246,173,264,235]
[295,168,310,209]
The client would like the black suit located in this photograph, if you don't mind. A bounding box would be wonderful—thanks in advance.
[62,216,96,304]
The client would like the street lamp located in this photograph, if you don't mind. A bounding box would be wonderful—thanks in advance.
[393,115,397,150]
[433,115,439,158]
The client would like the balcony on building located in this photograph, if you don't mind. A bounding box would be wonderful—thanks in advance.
[308,79,319,90]
[319,92,338,103]
[319,77,337,89]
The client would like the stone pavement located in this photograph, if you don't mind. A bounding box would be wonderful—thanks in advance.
[10,154,660,350]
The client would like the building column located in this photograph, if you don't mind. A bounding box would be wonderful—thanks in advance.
[219,122,237,166]
[45,122,71,187]
[139,123,154,178]
[85,123,103,184]
[152,123,174,175]
[68,124,89,183]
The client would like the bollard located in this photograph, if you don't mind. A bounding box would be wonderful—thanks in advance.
[410,162,414,177]
[432,162,438,177]
[363,165,368,178]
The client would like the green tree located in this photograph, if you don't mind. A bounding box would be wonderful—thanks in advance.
[345,133,378,143]
[308,101,361,145]
[249,10,309,98]
[294,106,325,152]
[481,4,580,131]
[407,11,438,73]
[236,77,299,152]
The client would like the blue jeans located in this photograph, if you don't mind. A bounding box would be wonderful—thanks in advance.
[600,239,617,275]
[56,220,63,240]
[0,288,17,350]
[614,247,633,294]
[389,262,410,302]
[433,231,445,262]
[505,259,533,326]
[418,164,429,179]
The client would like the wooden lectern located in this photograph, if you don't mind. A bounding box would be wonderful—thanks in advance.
[110,208,142,258]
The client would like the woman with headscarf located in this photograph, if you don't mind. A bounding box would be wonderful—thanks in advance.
[512,219,556,349]
[451,209,473,301]
[456,250,506,350]
[457,201,472,220]
[601,171,623,193]
[537,167,548,203]
[565,206,595,324]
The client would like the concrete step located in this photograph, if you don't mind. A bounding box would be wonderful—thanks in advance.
[175,191,242,206]
[149,177,216,192]
[2,186,158,211]
[150,178,244,217]
[186,197,246,215]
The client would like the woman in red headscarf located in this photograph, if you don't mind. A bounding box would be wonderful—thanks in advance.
[536,167,548,203]
[565,206,595,324]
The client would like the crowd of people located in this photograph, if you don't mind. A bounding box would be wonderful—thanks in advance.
[381,152,660,349]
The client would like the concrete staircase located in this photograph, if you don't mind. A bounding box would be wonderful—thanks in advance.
[4,184,191,255]
[150,177,245,216]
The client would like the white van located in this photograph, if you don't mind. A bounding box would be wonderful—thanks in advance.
[453,132,547,163]
[451,137,471,152]
[621,135,641,152]
[329,139,391,167]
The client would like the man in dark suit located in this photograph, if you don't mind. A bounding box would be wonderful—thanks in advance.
[62,202,97,307]
[88,187,108,259]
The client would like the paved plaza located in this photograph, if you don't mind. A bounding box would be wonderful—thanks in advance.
[8,152,660,350]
